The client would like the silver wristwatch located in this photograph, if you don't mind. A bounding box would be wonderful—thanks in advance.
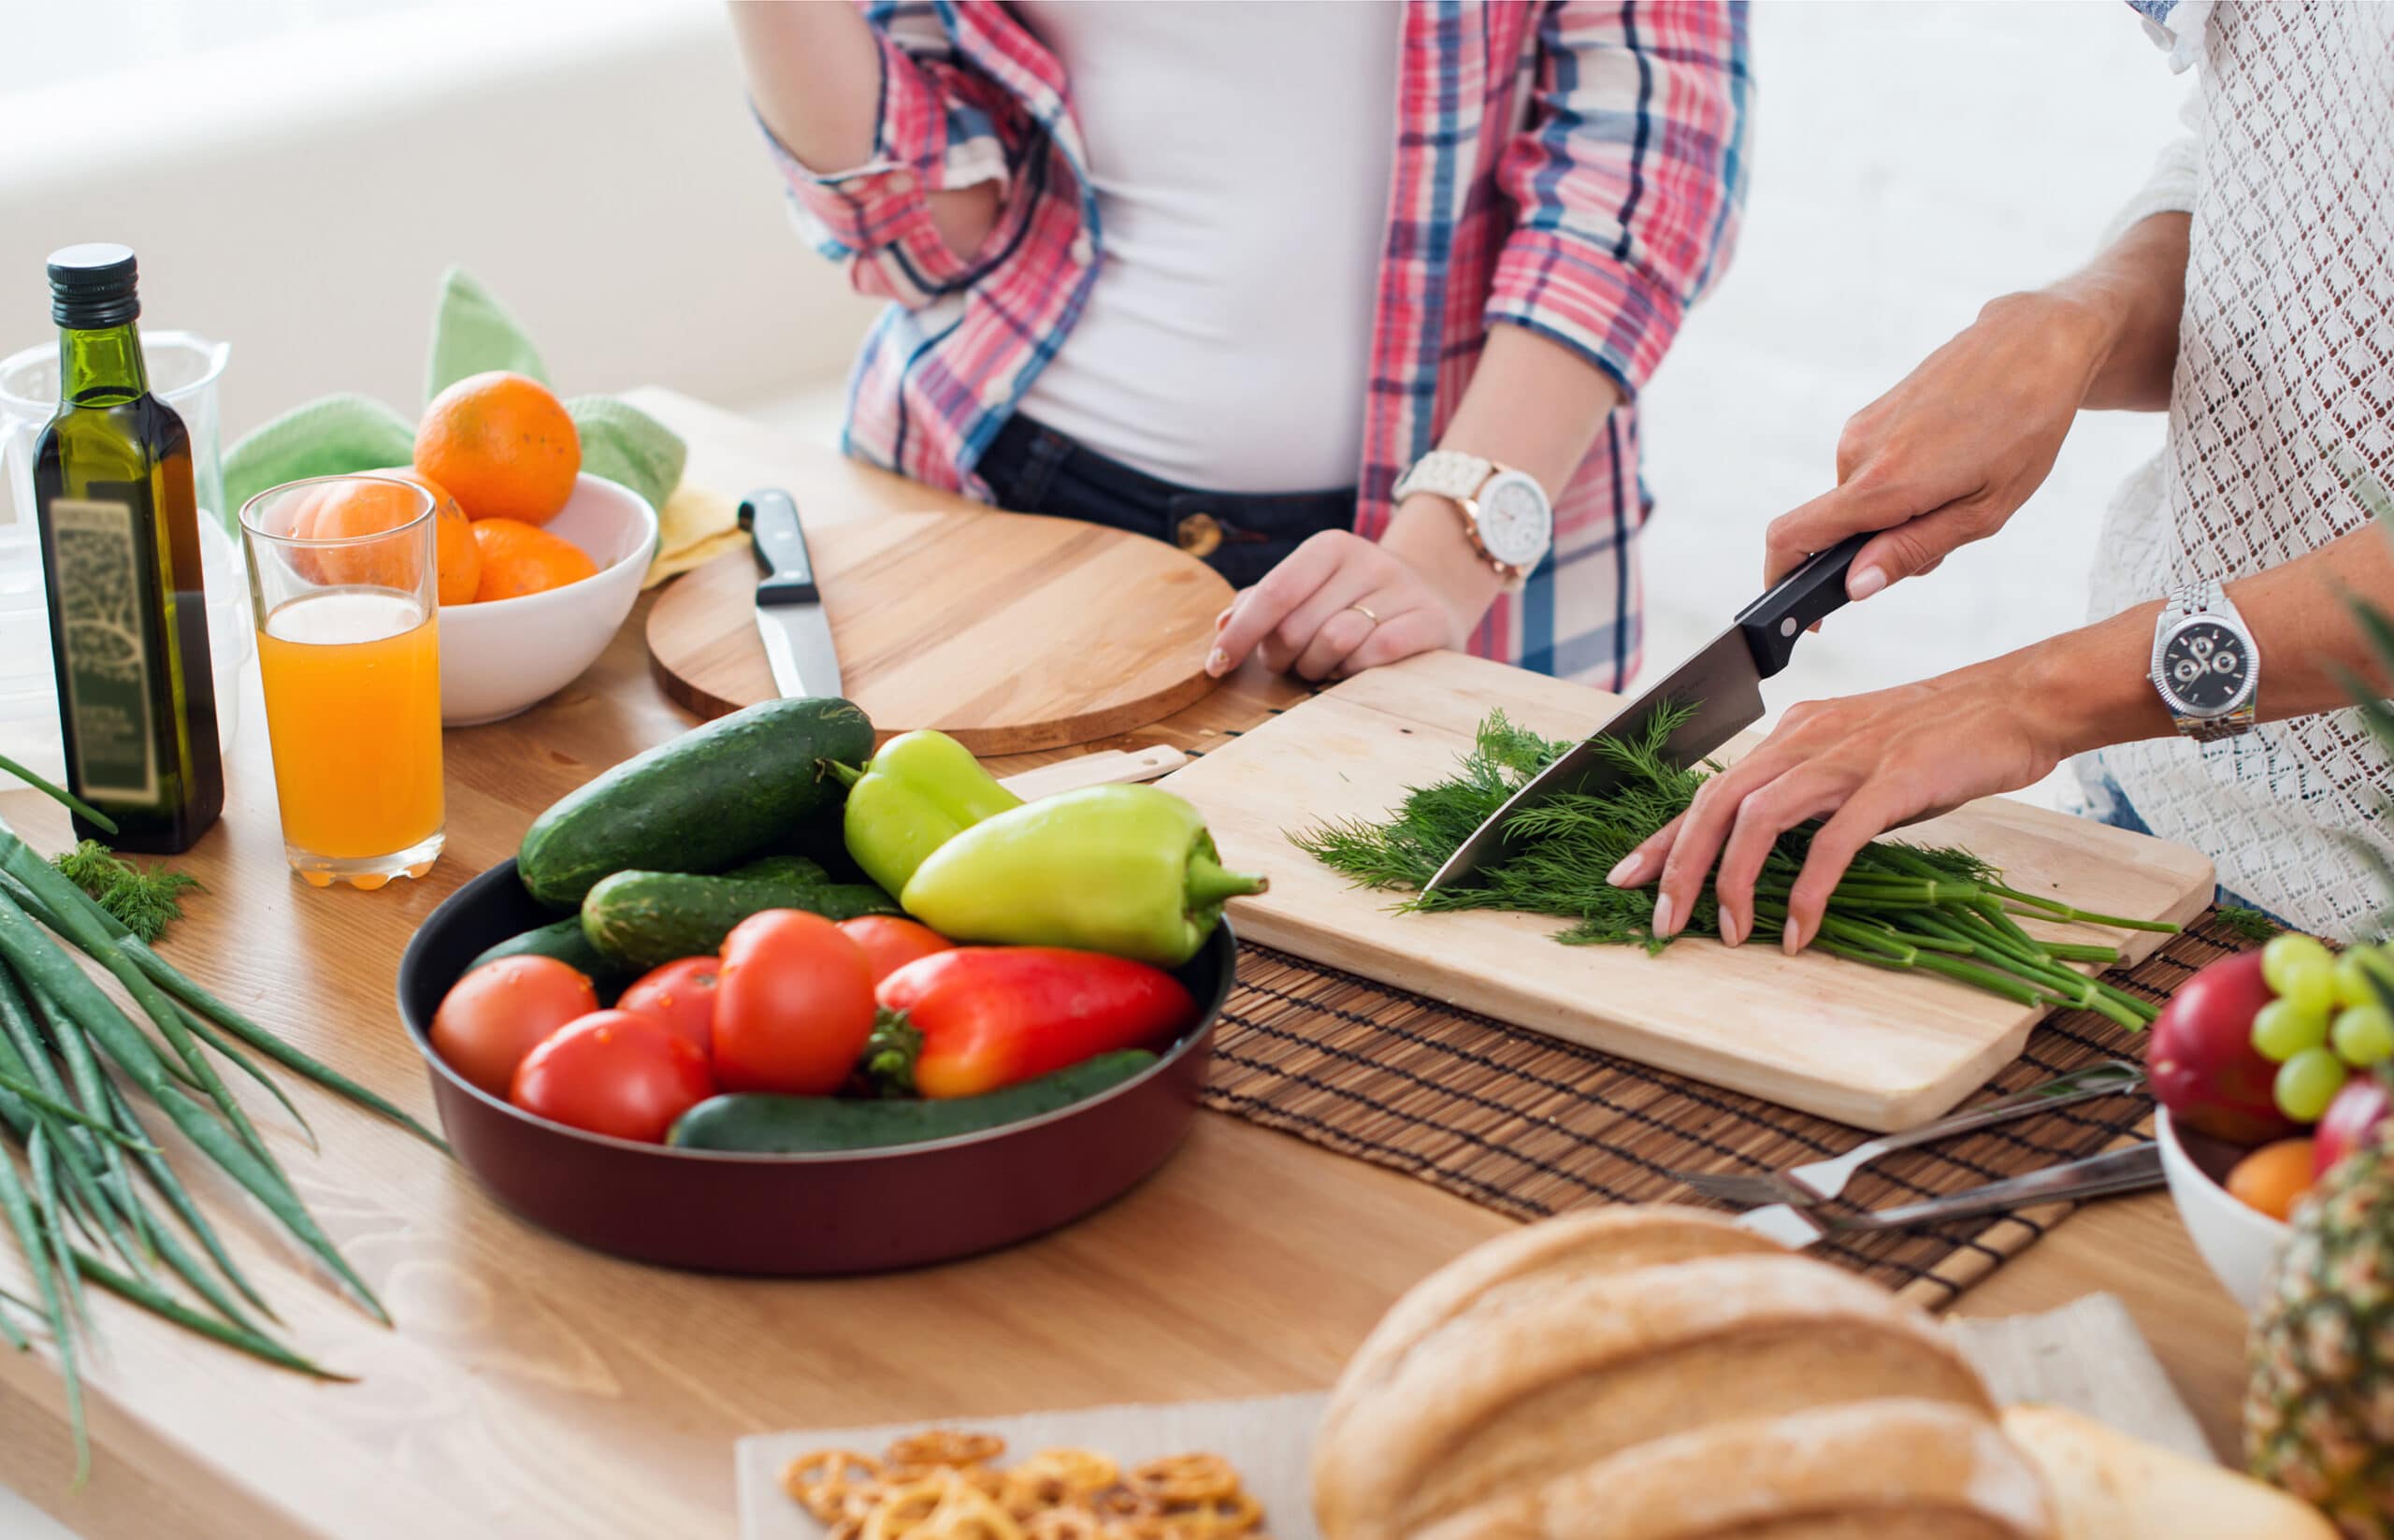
[2149,578,2257,742]
[1392,451,1554,585]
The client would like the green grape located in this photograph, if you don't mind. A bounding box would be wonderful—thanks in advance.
[2254,998,2331,1062]
[2331,1004,2394,1067]
[2264,933,2336,995]
[2338,945,2394,1010]
[2277,959,2340,1018]
[2275,1047,2350,1123]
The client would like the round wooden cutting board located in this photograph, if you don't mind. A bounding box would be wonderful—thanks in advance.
[646,508,1235,753]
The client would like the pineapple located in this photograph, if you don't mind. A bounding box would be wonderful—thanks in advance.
[2247,1125,2394,1536]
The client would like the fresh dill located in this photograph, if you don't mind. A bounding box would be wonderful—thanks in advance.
[2213,905,2281,943]
[49,840,202,943]
[1292,706,2174,1027]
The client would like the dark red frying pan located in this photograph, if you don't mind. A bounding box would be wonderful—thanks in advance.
[394,859,1230,1274]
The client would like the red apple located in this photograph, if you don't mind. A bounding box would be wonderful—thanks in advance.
[2313,1075,2392,1180]
[2147,951,2298,1144]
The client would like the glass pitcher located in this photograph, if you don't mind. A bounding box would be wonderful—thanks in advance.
[0,329,231,531]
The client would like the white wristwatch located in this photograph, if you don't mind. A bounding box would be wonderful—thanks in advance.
[2150,578,2258,742]
[1392,451,1554,586]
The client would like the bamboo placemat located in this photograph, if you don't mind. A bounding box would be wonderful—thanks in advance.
[1204,910,2259,1309]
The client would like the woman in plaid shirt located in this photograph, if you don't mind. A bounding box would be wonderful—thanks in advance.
[731,1,1749,687]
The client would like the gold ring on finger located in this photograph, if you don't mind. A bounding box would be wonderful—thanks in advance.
[1344,603,1380,627]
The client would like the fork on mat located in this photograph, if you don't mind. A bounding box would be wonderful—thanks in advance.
[1667,1059,2146,1208]
[1733,1141,2165,1249]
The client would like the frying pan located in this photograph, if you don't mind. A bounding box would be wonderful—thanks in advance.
[395,859,1231,1274]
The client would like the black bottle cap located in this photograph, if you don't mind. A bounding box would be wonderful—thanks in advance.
[49,243,140,329]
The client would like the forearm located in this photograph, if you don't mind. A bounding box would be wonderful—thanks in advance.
[1381,324,1623,624]
[2044,211,2189,413]
[2016,526,2394,756]
[728,0,999,262]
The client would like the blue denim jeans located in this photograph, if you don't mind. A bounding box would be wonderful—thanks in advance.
[975,414,1356,591]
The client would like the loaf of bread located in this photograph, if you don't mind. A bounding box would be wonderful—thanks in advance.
[1313,1205,2055,1540]
[2001,1405,2337,1540]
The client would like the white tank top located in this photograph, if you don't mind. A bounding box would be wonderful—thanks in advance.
[1011,0,1399,494]
[2083,0,2394,936]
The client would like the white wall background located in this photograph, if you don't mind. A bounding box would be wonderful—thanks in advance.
[0,3,2190,1535]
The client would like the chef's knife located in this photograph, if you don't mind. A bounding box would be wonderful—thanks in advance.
[738,488,843,700]
[1423,530,1870,894]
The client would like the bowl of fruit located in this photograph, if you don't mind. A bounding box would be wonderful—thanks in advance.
[379,371,661,726]
[2150,933,2394,1309]
[396,702,1262,1274]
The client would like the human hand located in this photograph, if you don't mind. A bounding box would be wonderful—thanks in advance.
[1602,657,2075,955]
[1767,290,2117,600]
[1208,498,1500,681]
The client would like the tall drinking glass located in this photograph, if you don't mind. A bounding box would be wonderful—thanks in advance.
[240,475,443,888]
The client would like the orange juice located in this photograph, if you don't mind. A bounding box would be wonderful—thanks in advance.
[255,590,442,875]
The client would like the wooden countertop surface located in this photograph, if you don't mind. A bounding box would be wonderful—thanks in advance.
[0,389,2252,1538]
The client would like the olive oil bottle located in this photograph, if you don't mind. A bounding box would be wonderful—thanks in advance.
[33,244,223,853]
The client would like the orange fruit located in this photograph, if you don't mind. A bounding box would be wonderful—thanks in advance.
[414,370,580,525]
[470,518,598,602]
[2227,1136,2316,1221]
[292,477,432,591]
[381,468,481,607]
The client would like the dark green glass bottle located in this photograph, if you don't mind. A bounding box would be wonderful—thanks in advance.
[34,244,224,854]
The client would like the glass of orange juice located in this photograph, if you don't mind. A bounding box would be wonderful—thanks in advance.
[239,475,443,889]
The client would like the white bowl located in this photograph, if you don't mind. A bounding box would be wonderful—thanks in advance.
[436,473,658,727]
[2156,1106,2293,1311]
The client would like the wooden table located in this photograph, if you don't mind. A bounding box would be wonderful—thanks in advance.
[0,390,2253,1539]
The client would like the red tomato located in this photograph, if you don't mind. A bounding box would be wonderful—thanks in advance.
[430,956,599,1098]
[509,1010,714,1144]
[837,915,954,986]
[713,910,877,1095]
[615,957,721,1060]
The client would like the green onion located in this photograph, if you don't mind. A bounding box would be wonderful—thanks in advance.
[1296,705,2179,1022]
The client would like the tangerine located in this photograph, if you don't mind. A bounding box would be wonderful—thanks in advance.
[470,518,598,602]
[414,370,580,524]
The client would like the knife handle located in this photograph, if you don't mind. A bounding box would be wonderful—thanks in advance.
[1734,530,1872,678]
[739,489,819,607]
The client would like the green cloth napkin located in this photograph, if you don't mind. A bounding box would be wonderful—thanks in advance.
[221,268,686,524]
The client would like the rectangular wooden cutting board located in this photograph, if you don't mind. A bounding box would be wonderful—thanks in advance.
[1160,651,2214,1131]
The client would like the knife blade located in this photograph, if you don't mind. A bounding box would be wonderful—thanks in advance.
[1422,530,1870,893]
[738,487,843,700]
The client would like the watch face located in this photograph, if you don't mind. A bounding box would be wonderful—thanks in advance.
[1476,474,1552,569]
[2160,618,2251,713]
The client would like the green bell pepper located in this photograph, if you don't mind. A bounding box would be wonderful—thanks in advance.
[833,730,1024,899]
[899,784,1267,967]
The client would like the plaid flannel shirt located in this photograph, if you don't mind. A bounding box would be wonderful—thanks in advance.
[765,0,1750,684]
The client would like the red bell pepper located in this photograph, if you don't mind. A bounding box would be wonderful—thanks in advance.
[864,947,1196,1099]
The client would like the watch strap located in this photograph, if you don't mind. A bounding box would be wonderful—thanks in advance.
[1393,451,1494,505]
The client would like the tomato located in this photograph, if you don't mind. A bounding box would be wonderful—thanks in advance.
[837,915,954,986]
[713,910,877,1095]
[615,957,721,1060]
[430,956,599,1098]
[509,1010,714,1144]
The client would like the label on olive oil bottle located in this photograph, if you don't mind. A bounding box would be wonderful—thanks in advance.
[50,497,158,801]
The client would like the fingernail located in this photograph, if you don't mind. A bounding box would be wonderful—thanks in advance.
[1205,648,1230,677]
[1721,909,1743,947]
[1606,854,1641,887]
[1849,566,1888,600]
[1651,894,1677,937]
[1781,921,1805,957]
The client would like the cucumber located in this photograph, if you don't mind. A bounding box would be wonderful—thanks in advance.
[516,698,874,907]
[667,1051,1159,1154]
[580,863,901,971]
[466,916,633,998]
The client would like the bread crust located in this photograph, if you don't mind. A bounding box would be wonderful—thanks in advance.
[1313,1253,1998,1540]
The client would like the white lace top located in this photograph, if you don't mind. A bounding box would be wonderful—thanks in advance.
[2076,0,2394,939]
